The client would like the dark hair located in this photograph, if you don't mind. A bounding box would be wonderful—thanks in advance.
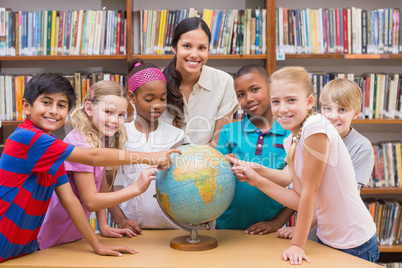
[127,57,161,95]
[163,17,211,128]
[234,64,270,84]
[23,73,77,111]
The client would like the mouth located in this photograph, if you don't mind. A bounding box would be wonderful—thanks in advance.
[150,112,162,117]
[44,117,58,123]
[277,115,293,121]
[105,125,118,131]
[186,60,201,67]
[246,104,259,112]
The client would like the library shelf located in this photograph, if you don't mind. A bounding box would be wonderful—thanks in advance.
[360,187,402,195]
[0,55,127,61]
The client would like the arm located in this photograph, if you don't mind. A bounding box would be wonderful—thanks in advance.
[209,109,236,148]
[245,207,296,235]
[74,166,156,212]
[226,154,293,188]
[55,183,137,256]
[282,133,329,264]
[95,175,136,238]
[66,147,181,169]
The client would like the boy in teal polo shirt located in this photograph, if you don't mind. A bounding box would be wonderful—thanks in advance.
[216,65,293,234]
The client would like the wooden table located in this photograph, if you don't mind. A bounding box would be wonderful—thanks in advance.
[0,230,381,267]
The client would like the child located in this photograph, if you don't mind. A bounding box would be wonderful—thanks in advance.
[37,80,159,249]
[277,78,375,240]
[226,66,378,264]
[215,65,294,235]
[320,79,374,188]
[0,73,180,262]
[109,59,184,232]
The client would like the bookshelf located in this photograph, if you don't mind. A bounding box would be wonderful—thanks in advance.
[0,0,401,261]
[275,0,402,262]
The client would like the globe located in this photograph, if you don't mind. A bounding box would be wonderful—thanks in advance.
[155,144,235,227]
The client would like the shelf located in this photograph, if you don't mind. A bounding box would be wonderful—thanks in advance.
[352,119,402,124]
[0,55,127,61]
[379,245,402,253]
[360,187,402,195]
[284,54,402,60]
[131,54,268,60]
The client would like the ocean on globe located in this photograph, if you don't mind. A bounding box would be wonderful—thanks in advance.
[155,144,235,226]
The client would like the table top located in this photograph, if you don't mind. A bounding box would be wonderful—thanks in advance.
[0,230,381,268]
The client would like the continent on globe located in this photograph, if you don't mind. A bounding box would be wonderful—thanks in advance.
[155,144,235,226]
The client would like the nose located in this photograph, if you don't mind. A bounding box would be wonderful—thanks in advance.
[278,102,288,113]
[48,103,58,115]
[245,93,254,103]
[109,114,118,123]
[328,110,338,120]
[189,47,198,57]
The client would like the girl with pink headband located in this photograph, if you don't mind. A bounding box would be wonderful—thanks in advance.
[109,58,184,233]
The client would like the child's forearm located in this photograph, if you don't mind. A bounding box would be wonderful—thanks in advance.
[108,205,127,227]
[254,174,300,210]
[254,165,292,187]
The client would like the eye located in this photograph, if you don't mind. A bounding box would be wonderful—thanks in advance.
[43,101,50,105]
[183,44,190,49]
[58,104,66,108]
[323,107,331,111]
[251,87,259,92]
[288,98,296,102]
[105,110,111,114]
[236,93,244,98]
[161,98,167,101]
[119,113,126,117]
[339,108,347,113]
[199,46,207,50]
[145,99,153,103]
[271,100,279,104]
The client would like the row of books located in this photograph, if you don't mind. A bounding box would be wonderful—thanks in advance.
[89,211,118,232]
[277,7,402,55]
[364,199,402,246]
[309,72,402,119]
[0,72,127,121]
[0,7,126,56]
[380,263,402,268]
[370,142,402,189]
[138,8,267,55]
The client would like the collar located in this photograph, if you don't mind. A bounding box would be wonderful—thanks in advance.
[196,65,212,92]
[241,114,287,136]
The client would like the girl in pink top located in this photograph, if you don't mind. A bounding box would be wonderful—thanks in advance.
[226,66,378,265]
[38,80,160,250]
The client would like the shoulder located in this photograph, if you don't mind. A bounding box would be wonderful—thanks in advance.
[344,128,373,152]
[302,114,337,140]
[202,65,233,81]
[64,129,91,148]
[159,120,184,135]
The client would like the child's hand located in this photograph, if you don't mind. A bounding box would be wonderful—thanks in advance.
[230,163,261,187]
[277,226,295,239]
[94,242,137,257]
[282,245,310,265]
[117,218,143,235]
[136,166,157,194]
[98,224,137,238]
[245,220,283,235]
[145,149,181,170]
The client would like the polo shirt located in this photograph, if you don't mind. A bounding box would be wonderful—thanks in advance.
[161,65,238,145]
[216,115,290,229]
[0,119,75,262]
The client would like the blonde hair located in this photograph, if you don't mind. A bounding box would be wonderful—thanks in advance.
[270,66,315,165]
[319,79,362,112]
[70,80,128,149]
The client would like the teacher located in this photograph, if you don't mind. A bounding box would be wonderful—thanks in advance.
[162,17,238,147]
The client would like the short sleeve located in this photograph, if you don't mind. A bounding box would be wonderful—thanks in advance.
[29,133,75,176]
[351,146,374,186]
[302,114,334,143]
[216,75,238,120]
[216,124,232,156]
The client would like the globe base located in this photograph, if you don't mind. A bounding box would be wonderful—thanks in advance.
[170,235,218,251]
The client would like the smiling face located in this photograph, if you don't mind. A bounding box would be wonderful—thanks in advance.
[172,28,210,79]
[321,98,359,138]
[131,80,167,125]
[235,72,272,120]
[23,92,70,134]
[85,95,128,137]
[270,80,315,135]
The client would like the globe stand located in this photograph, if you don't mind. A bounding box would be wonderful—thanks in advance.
[170,229,218,251]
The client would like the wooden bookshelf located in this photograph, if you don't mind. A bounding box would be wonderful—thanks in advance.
[361,187,402,195]
[0,55,127,61]
[379,245,402,253]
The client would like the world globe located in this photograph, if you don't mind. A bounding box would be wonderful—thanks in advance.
[155,144,235,250]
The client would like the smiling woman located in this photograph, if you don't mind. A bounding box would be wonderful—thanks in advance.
[162,17,238,147]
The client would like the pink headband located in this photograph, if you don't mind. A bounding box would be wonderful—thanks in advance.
[129,67,166,92]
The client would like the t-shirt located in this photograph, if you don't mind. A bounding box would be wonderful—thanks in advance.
[161,65,238,145]
[38,129,104,249]
[0,119,74,262]
[216,115,290,229]
[283,114,376,249]
[116,120,184,229]
[343,127,374,187]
